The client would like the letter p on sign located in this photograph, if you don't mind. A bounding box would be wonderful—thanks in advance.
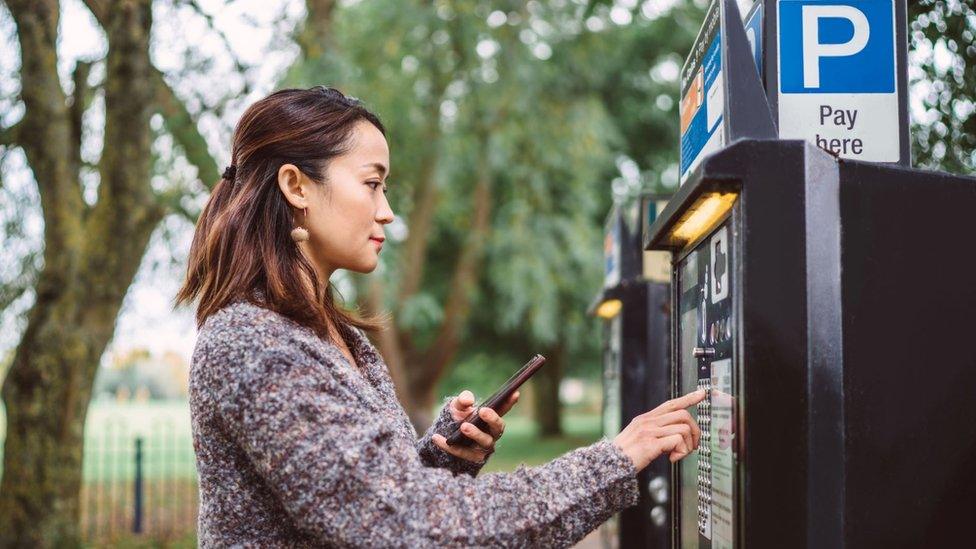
[779,0,895,94]
[802,5,869,88]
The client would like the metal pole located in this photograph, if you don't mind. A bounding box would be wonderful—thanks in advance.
[133,437,144,534]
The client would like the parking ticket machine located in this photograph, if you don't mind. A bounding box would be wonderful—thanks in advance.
[645,139,976,548]
[591,203,671,548]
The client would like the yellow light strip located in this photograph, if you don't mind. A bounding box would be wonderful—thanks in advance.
[670,192,738,246]
[596,299,623,319]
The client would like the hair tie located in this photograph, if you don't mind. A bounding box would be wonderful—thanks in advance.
[222,165,237,181]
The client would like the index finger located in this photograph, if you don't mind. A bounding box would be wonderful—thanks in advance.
[649,389,706,415]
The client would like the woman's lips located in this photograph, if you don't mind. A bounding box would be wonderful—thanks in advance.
[370,237,384,250]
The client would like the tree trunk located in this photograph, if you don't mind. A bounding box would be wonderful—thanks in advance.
[0,1,160,544]
[403,363,437,433]
[534,342,566,437]
[401,128,494,431]
[0,292,132,545]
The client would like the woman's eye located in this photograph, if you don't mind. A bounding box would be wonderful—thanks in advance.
[367,180,382,190]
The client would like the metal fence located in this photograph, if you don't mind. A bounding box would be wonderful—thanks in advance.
[79,402,198,545]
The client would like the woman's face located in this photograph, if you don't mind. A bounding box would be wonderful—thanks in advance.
[277,120,394,279]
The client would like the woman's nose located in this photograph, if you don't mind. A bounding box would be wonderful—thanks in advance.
[376,193,394,224]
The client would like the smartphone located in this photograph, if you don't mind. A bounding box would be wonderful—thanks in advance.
[445,354,546,447]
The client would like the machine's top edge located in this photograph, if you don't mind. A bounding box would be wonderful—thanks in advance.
[644,138,976,252]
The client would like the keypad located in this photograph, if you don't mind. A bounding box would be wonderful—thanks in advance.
[696,377,712,537]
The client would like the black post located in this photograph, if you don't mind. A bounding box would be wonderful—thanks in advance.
[133,437,144,534]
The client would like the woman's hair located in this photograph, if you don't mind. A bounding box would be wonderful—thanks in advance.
[176,86,386,341]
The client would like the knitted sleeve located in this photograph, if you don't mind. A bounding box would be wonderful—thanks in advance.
[416,397,492,477]
[212,344,640,548]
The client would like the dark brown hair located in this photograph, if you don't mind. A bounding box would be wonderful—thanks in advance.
[176,86,386,342]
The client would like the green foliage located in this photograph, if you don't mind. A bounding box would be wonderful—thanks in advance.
[281,0,976,409]
[480,413,603,472]
[282,2,705,393]
[909,0,976,174]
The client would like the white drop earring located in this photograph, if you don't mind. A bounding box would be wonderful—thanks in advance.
[290,207,309,242]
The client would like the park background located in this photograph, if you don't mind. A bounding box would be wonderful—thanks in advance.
[0,0,972,546]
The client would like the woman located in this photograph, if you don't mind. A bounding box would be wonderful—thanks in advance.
[177,86,705,548]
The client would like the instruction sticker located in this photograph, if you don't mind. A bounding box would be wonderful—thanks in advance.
[710,358,735,549]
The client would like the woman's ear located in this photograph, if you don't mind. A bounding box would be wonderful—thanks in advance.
[277,164,309,209]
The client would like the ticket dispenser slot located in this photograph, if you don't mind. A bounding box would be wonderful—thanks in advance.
[676,218,737,549]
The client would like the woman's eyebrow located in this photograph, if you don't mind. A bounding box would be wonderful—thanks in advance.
[362,162,389,179]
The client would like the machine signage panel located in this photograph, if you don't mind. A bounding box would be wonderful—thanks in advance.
[680,0,765,184]
[777,0,900,161]
[680,0,724,184]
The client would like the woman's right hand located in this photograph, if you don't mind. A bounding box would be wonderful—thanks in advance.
[612,389,707,471]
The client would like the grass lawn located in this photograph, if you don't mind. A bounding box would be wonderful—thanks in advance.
[481,413,604,473]
[3,401,603,478]
[3,400,604,547]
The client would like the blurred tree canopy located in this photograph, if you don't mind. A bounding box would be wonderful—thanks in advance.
[282,0,703,431]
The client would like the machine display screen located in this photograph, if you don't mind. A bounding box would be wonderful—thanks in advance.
[675,221,737,548]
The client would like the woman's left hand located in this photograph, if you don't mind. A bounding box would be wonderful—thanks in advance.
[431,389,519,463]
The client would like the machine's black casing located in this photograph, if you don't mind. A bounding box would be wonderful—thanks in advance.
[646,139,976,548]
[591,206,671,549]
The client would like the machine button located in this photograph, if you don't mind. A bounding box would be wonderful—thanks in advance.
[650,505,667,527]
[648,476,669,503]
[693,347,716,358]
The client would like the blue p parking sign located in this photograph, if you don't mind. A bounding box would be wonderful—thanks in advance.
[776,0,902,162]
[779,0,895,93]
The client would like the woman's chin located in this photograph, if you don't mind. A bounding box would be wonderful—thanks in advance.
[348,258,379,274]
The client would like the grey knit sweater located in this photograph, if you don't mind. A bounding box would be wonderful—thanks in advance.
[189,300,639,547]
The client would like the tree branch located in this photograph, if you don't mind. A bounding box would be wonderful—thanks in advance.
[182,0,249,77]
[151,68,221,188]
[394,22,455,309]
[6,0,86,263]
[81,0,164,307]
[155,184,200,223]
[83,0,221,190]
[81,0,110,22]
[0,252,40,313]
[0,121,21,148]
[298,0,337,60]
[359,275,409,401]
[395,117,442,306]
[412,130,494,390]
[69,59,94,177]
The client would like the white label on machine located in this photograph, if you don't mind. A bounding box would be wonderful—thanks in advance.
[777,0,900,161]
[710,358,735,548]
